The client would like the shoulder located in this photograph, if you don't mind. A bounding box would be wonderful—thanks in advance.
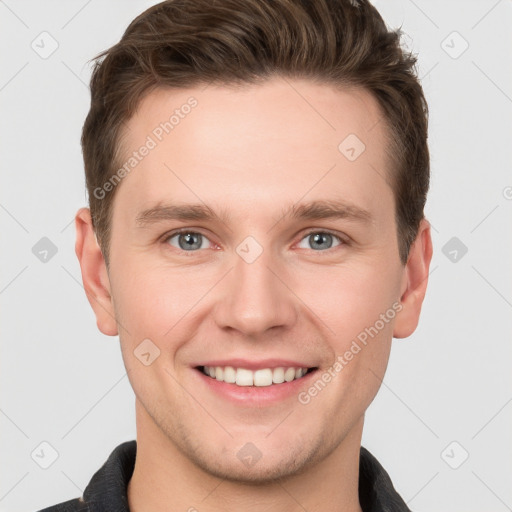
[35,440,136,512]
[36,496,90,512]
[359,445,412,512]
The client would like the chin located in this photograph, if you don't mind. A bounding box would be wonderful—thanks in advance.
[178,431,327,485]
[193,450,315,485]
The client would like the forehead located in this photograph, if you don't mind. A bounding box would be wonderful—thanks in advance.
[113,78,393,224]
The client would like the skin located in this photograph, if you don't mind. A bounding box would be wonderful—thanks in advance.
[75,77,432,512]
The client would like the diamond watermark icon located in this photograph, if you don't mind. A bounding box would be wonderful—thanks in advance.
[236,236,263,264]
[32,237,58,263]
[31,441,59,469]
[236,442,262,468]
[441,441,469,469]
[442,237,468,263]
[31,31,59,59]
[338,133,366,161]
[134,338,161,366]
[441,31,469,59]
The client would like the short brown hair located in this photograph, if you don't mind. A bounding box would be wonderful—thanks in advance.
[81,0,429,266]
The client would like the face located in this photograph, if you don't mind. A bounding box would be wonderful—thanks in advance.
[76,77,431,483]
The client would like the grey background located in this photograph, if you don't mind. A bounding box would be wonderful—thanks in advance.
[1,1,511,511]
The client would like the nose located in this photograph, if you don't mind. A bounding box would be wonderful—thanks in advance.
[213,240,298,337]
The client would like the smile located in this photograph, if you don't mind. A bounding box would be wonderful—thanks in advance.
[198,365,317,386]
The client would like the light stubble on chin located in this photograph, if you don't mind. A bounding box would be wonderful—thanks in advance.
[142,396,343,485]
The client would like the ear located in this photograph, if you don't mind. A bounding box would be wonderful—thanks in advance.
[393,218,433,339]
[74,207,118,336]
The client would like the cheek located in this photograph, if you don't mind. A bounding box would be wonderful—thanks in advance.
[299,260,402,343]
[110,256,203,337]
[297,265,399,422]
[111,261,194,399]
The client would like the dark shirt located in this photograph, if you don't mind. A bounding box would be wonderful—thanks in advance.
[37,440,412,512]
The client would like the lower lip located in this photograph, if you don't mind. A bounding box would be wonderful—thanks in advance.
[194,367,318,406]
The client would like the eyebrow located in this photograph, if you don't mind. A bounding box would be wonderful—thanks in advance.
[135,199,373,228]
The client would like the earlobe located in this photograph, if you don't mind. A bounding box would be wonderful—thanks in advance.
[74,207,119,336]
[393,219,433,339]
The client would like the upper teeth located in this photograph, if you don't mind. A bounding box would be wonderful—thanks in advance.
[202,366,309,386]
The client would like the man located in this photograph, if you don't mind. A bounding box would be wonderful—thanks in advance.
[39,0,432,510]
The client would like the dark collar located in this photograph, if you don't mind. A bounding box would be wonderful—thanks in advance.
[41,440,411,511]
[358,445,412,511]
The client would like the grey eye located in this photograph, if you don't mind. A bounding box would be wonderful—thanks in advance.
[297,232,342,251]
[167,232,210,251]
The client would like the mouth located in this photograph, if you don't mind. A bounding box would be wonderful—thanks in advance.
[195,365,319,387]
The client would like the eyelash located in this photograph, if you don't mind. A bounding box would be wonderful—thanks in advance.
[161,228,349,254]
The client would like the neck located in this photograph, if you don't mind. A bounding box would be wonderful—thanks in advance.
[128,399,364,512]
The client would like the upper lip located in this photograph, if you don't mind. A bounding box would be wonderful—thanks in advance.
[194,358,317,371]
